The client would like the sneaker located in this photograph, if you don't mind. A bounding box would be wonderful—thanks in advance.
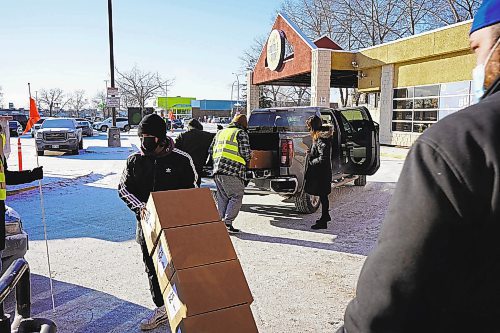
[226,224,240,233]
[140,305,169,331]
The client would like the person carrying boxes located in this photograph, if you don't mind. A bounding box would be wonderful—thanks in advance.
[118,114,197,331]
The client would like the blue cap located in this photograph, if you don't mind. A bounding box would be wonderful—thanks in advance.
[471,0,500,34]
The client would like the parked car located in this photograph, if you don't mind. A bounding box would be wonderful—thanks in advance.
[9,121,23,137]
[2,205,29,275]
[165,119,184,130]
[77,120,93,137]
[35,118,83,155]
[9,114,28,130]
[246,106,380,213]
[93,117,130,132]
[30,117,48,138]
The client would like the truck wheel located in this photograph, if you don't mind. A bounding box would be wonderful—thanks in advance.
[37,150,44,156]
[71,148,79,155]
[101,125,108,132]
[294,191,320,214]
[79,139,83,149]
[354,175,367,186]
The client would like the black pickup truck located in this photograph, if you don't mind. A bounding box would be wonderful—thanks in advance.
[247,106,380,213]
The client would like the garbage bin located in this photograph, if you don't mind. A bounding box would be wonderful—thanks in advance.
[108,127,121,147]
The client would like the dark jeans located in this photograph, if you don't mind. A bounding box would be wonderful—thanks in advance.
[320,194,330,220]
[138,227,164,308]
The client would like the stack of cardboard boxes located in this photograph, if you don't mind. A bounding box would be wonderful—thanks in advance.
[141,188,258,332]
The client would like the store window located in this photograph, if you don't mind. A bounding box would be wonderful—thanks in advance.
[392,81,472,134]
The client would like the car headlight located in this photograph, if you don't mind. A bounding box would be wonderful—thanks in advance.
[36,132,43,139]
[68,132,76,138]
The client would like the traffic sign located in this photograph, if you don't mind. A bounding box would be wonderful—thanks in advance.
[107,87,119,97]
[106,96,120,108]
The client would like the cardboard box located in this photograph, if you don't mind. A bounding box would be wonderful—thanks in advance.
[163,260,254,331]
[249,150,275,169]
[176,304,258,333]
[140,188,220,254]
[152,221,237,292]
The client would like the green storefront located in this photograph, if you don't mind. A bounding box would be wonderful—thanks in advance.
[157,96,195,119]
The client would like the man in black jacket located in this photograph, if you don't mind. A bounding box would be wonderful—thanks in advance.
[0,128,43,273]
[174,118,214,187]
[118,114,197,331]
[337,2,500,332]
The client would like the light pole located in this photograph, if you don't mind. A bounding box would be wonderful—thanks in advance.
[230,81,237,116]
[232,73,241,113]
[107,0,121,147]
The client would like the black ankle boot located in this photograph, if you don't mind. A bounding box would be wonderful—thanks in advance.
[311,221,327,229]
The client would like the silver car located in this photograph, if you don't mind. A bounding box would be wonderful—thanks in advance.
[2,205,28,275]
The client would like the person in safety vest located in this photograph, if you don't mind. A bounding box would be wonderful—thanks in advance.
[336,1,500,332]
[209,114,251,233]
[0,125,43,273]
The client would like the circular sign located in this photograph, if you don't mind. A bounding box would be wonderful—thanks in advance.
[266,30,285,71]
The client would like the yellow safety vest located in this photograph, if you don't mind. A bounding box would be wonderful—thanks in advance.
[0,134,6,200]
[212,128,246,165]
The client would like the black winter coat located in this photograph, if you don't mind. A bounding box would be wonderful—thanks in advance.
[337,79,500,332]
[304,130,332,196]
[118,148,197,221]
[1,158,40,250]
[174,129,215,177]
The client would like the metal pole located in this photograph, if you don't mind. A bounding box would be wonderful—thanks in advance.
[108,0,116,127]
[232,73,240,113]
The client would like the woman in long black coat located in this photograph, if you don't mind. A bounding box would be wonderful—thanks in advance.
[304,115,332,229]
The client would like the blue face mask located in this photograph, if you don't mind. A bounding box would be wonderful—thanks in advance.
[472,38,500,101]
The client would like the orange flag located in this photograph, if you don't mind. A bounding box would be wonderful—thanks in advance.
[23,97,41,134]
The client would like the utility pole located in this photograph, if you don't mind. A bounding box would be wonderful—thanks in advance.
[232,73,241,113]
[107,0,120,147]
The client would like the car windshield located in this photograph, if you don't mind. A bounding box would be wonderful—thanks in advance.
[42,119,75,129]
[249,109,318,131]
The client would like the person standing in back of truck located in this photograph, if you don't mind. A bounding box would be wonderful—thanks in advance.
[209,114,251,233]
[174,118,214,187]
[118,114,197,331]
[305,115,332,230]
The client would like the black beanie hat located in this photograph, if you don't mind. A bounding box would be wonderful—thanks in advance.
[138,114,166,140]
[187,118,203,130]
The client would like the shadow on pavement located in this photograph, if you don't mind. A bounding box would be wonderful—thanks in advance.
[7,173,135,243]
[239,182,396,256]
[4,274,168,333]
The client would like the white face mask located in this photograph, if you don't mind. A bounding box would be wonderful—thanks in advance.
[472,38,500,100]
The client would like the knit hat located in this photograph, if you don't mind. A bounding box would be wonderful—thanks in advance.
[231,114,248,129]
[470,0,500,34]
[138,114,166,140]
[187,118,203,130]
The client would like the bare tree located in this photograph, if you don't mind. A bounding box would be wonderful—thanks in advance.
[116,65,174,116]
[39,88,69,116]
[68,90,88,118]
[92,91,106,118]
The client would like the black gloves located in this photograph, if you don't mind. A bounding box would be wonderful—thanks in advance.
[31,166,43,180]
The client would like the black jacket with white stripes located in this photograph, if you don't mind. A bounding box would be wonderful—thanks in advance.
[118,147,197,220]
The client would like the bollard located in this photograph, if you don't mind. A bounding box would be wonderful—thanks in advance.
[17,138,22,171]
[107,127,121,148]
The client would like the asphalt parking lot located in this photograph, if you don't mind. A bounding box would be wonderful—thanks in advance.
[4,128,407,332]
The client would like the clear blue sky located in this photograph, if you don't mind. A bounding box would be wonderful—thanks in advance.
[0,0,282,108]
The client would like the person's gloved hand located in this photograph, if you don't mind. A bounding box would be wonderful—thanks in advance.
[31,166,43,180]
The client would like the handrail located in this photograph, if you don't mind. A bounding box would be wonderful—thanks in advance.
[0,258,31,332]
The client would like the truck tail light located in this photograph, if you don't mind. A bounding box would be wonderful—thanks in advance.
[280,139,294,167]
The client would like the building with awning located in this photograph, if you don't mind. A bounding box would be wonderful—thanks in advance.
[247,13,475,146]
